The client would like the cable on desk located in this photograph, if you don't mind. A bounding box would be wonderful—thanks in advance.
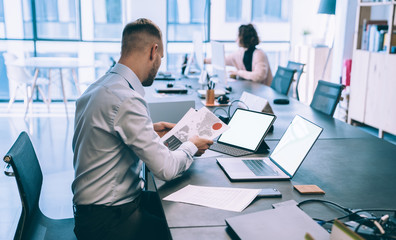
[213,107,228,117]
[336,209,396,221]
[227,100,249,118]
[297,199,352,214]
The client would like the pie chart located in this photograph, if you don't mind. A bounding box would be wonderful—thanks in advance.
[212,123,222,130]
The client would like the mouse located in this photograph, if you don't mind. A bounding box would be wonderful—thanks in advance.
[273,98,289,105]
[167,83,174,88]
[217,95,230,104]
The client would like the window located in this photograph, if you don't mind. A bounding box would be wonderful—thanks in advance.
[34,0,80,39]
[0,0,4,38]
[252,0,289,22]
[22,0,33,38]
[225,0,242,22]
[167,0,209,42]
[93,0,123,40]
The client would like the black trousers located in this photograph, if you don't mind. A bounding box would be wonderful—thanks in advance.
[73,191,171,240]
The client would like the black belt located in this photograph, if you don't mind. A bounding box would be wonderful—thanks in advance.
[73,194,141,214]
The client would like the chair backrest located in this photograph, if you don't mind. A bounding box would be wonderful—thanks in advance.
[286,61,305,100]
[3,52,32,84]
[310,80,344,117]
[270,66,296,95]
[3,131,43,240]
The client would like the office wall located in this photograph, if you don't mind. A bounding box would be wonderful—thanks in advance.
[331,0,357,84]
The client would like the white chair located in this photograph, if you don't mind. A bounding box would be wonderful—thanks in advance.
[3,52,49,113]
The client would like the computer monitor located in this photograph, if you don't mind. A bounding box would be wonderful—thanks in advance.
[184,31,204,76]
[211,41,227,85]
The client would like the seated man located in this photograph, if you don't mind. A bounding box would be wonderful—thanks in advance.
[72,18,213,240]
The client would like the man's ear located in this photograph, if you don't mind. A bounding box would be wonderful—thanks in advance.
[150,44,158,61]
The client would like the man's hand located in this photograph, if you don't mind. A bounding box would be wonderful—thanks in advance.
[189,136,214,157]
[153,122,175,138]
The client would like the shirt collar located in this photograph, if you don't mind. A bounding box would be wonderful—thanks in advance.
[110,63,145,97]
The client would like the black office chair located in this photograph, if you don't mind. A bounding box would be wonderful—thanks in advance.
[270,66,296,95]
[310,80,344,117]
[286,61,305,101]
[3,132,76,240]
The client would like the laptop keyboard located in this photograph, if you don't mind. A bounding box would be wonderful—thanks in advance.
[210,142,252,157]
[242,159,279,176]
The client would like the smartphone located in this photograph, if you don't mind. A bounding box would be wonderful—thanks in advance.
[256,188,282,198]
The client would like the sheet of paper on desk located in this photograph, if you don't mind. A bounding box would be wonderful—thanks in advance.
[163,185,261,212]
[161,107,229,151]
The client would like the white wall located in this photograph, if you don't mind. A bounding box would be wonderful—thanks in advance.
[330,0,357,83]
[290,0,333,47]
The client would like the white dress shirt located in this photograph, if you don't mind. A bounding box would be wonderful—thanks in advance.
[72,63,198,206]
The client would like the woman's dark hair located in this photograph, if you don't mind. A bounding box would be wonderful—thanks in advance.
[238,24,260,49]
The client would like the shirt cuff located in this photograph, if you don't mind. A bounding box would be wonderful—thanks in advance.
[179,141,198,156]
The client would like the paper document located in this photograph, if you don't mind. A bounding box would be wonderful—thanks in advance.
[161,107,229,150]
[163,185,261,212]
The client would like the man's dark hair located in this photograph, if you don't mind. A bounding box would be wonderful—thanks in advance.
[121,18,162,56]
[238,24,260,49]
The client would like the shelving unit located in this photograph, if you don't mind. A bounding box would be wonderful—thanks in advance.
[348,0,396,138]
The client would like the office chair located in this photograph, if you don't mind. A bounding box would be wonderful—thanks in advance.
[3,52,49,112]
[286,61,305,101]
[270,66,296,95]
[310,80,344,117]
[3,132,76,240]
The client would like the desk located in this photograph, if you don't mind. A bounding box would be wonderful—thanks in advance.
[147,79,374,140]
[146,78,396,239]
[12,57,93,116]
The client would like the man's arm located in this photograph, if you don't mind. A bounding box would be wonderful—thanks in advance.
[114,97,211,181]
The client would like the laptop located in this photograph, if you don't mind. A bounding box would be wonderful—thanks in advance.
[216,115,323,180]
[225,205,329,240]
[209,108,276,157]
[148,100,195,123]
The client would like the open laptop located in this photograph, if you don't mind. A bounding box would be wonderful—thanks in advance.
[216,115,323,180]
[209,108,276,157]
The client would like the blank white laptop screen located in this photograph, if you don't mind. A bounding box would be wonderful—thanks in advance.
[270,115,323,176]
[217,109,275,151]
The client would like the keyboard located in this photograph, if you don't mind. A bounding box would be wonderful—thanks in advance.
[209,142,252,157]
[242,159,279,176]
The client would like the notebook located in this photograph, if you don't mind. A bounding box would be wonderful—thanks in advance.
[209,108,276,157]
[216,115,322,180]
[225,205,329,240]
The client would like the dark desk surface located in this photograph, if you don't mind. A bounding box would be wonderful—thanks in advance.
[147,79,396,239]
[158,138,396,237]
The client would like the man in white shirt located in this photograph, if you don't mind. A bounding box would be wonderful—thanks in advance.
[72,18,213,240]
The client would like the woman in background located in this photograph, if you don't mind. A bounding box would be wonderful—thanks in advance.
[206,24,273,86]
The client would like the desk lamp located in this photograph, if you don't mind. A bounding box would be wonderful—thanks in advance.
[317,0,336,80]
